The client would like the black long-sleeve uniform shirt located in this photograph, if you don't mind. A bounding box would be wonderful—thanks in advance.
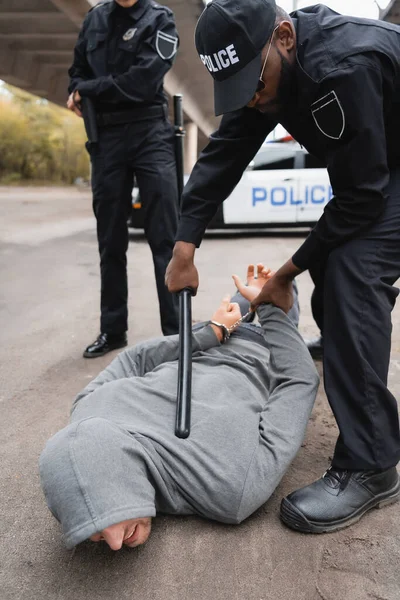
[68,0,178,114]
[176,5,400,270]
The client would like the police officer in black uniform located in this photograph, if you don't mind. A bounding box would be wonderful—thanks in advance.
[68,0,180,358]
[166,0,400,533]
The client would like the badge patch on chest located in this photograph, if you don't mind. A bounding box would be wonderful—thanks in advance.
[311,91,345,140]
[156,31,178,60]
[123,28,137,41]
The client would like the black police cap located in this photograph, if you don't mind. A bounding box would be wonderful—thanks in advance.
[195,0,277,116]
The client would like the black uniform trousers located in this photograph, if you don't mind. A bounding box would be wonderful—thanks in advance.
[90,114,179,336]
[310,169,400,471]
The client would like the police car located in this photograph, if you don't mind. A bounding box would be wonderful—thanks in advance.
[129,140,331,229]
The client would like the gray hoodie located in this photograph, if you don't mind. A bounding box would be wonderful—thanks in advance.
[39,305,319,548]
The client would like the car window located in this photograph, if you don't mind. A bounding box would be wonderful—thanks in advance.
[250,142,302,171]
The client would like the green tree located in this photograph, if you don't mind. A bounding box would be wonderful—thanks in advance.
[0,83,89,184]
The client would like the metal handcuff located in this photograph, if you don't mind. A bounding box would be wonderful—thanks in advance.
[210,311,252,343]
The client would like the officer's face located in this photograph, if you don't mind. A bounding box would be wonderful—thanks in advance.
[247,21,296,114]
[114,0,139,7]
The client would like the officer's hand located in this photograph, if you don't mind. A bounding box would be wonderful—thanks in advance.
[67,92,83,118]
[232,263,275,303]
[165,242,198,295]
[250,274,294,314]
[67,93,75,110]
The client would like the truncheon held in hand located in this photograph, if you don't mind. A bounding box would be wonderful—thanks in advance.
[173,94,185,206]
[173,94,193,438]
[175,288,193,438]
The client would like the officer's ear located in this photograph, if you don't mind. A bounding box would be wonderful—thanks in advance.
[276,21,296,55]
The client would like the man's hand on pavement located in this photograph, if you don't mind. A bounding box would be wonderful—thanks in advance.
[165,242,198,294]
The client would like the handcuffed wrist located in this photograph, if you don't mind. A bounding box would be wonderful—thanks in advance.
[209,320,230,343]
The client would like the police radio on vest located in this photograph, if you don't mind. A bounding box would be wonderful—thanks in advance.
[199,44,239,73]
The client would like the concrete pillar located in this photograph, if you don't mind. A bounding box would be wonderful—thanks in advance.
[184,121,198,175]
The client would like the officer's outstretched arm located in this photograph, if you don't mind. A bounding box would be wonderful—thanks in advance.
[166,109,276,294]
[175,108,276,249]
[75,11,178,104]
[292,59,391,271]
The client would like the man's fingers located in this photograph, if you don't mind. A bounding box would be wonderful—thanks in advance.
[228,301,240,313]
[256,263,272,279]
[221,293,231,307]
[232,274,245,293]
[256,263,265,274]
[247,264,255,281]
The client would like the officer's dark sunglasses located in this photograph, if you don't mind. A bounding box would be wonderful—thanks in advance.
[255,25,280,94]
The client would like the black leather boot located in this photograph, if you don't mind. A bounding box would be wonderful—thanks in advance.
[83,332,127,358]
[303,335,323,360]
[280,466,399,533]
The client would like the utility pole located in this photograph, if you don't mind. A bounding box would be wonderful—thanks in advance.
[292,0,298,10]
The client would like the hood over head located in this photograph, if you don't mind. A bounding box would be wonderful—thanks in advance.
[39,417,156,549]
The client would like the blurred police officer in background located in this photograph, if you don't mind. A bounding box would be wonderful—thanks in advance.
[67,0,180,358]
[166,0,400,533]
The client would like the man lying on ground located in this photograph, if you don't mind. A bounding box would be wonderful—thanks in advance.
[39,264,318,551]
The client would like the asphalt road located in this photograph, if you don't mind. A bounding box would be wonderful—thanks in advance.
[1,187,400,600]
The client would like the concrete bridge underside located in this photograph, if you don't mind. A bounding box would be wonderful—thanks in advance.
[381,0,400,24]
[0,0,219,163]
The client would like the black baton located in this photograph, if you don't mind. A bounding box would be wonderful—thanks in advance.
[175,288,193,438]
[173,94,193,438]
[173,94,185,206]
[81,97,98,146]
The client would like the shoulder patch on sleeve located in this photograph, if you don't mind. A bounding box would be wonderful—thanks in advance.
[311,91,345,140]
[156,30,178,60]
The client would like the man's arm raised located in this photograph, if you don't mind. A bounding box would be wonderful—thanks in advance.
[71,296,241,411]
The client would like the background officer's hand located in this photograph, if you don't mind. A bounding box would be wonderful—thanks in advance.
[67,92,83,118]
[250,274,294,314]
[232,263,275,303]
[165,242,198,294]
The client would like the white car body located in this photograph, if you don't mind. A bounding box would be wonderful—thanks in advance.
[217,142,332,228]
